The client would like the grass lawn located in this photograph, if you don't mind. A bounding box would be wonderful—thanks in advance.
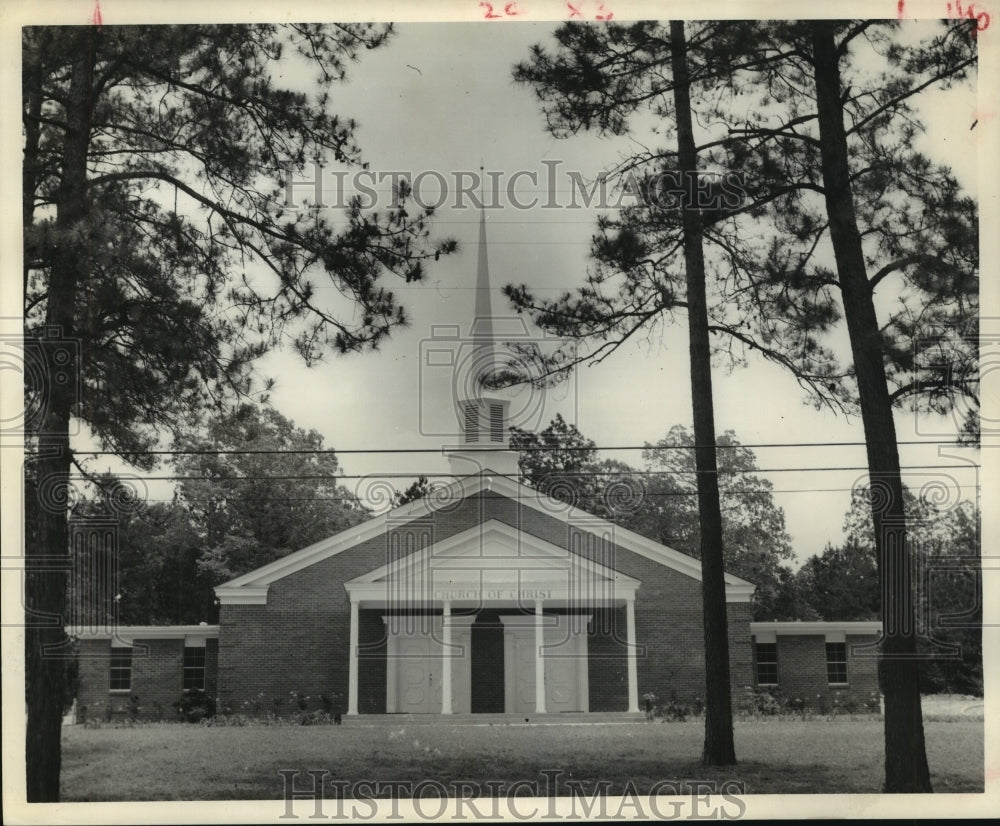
[61,718,984,800]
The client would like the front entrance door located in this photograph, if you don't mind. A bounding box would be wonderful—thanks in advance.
[385,615,473,713]
[396,636,439,713]
[502,614,590,714]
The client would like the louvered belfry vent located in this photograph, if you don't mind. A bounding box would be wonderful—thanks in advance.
[464,402,479,443]
[489,402,504,443]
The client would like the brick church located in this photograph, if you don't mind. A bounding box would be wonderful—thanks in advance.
[72,211,880,721]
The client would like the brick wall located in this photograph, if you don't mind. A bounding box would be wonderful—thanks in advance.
[751,632,880,710]
[217,491,758,714]
[76,638,110,722]
[587,607,628,711]
[76,636,219,722]
[205,639,219,700]
[358,609,387,714]
[131,639,183,719]
[470,617,505,712]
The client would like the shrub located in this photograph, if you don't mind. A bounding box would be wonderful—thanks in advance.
[320,692,342,714]
[659,693,688,722]
[174,689,216,723]
[739,686,783,716]
[202,710,339,727]
[784,696,806,714]
[815,693,829,715]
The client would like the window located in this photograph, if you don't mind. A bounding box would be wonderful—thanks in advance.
[755,642,777,685]
[109,646,132,691]
[183,646,206,691]
[826,642,848,684]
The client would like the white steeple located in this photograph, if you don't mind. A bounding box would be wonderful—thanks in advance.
[446,206,519,477]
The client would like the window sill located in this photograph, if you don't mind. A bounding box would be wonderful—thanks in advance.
[828,683,850,687]
[109,689,132,694]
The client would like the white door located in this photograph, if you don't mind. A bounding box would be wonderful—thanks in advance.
[387,617,472,713]
[503,618,589,714]
[545,655,581,712]
[397,636,437,713]
[512,634,537,713]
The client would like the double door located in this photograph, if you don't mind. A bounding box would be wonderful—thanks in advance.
[388,617,472,713]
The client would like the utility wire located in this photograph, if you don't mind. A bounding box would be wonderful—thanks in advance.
[65,463,977,482]
[123,484,981,504]
[68,439,972,456]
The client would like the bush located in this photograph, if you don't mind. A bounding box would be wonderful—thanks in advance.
[321,692,343,714]
[739,686,783,716]
[784,696,806,714]
[659,694,688,722]
[174,689,216,723]
[201,710,339,727]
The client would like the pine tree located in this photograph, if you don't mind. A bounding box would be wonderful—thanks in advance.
[22,24,455,801]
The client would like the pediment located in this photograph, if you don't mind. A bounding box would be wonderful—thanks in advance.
[345,519,640,608]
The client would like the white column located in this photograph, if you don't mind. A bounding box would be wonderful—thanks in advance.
[441,601,453,714]
[347,599,359,715]
[625,596,640,713]
[534,599,547,714]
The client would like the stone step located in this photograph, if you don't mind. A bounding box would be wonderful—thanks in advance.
[343,712,648,726]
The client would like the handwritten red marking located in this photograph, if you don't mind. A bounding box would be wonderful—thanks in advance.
[481,0,522,18]
[595,2,613,19]
[567,2,582,16]
[92,0,102,26]
[948,0,991,30]
[897,0,905,17]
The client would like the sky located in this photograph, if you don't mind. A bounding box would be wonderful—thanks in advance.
[235,20,983,564]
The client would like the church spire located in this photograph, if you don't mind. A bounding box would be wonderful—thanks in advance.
[444,201,519,476]
[474,205,494,331]
[469,188,498,390]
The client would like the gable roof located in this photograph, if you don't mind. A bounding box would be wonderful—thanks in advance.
[214,472,756,604]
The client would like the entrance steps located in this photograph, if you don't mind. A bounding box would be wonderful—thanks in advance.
[345,711,647,726]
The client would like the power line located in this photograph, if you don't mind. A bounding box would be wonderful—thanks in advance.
[65,463,977,482]
[67,439,972,456]
[121,483,982,504]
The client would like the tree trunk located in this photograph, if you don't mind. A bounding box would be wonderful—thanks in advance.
[810,21,931,793]
[22,30,46,299]
[670,20,737,767]
[25,30,96,803]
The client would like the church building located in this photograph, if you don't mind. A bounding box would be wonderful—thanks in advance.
[71,211,881,721]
